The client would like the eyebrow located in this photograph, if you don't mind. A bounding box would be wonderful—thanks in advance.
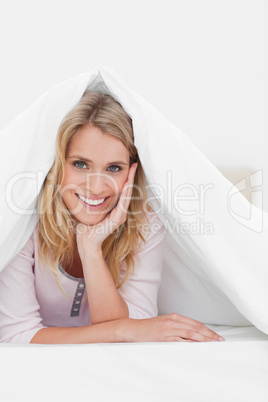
[68,155,128,166]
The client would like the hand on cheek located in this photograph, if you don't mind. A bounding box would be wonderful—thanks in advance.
[76,163,138,259]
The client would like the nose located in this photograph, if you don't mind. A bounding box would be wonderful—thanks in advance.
[85,172,107,196]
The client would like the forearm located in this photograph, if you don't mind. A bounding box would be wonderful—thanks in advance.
[30,319,131,344]
[82,249,129,324]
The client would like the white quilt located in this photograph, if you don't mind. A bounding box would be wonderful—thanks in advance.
[0,66,267,335]
[0,326,267,402]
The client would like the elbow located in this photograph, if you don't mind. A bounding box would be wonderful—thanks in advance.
[1,325,46,344]
[90,300,129,324]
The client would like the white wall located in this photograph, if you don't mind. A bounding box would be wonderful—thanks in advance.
[1,0,267,210]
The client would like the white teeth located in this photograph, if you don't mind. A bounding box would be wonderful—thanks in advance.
[78,194,106,206]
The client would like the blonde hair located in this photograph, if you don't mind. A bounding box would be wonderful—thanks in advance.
[38,91,151,295]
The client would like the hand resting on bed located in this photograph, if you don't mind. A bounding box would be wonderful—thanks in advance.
[119,313,225,343]
[30,313,224,344]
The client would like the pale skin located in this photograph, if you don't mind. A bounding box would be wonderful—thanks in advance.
[31,125,225,344]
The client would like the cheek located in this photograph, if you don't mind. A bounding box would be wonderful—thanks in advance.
[60,168,82,201]
[109,174,128,199]
[61,167,80,187]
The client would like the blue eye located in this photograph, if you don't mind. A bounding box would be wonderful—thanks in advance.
[73,161,121,172]
[108,165,121,172]
[74,161,87,169]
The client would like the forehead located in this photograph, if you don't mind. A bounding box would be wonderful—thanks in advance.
[68,125,130,161]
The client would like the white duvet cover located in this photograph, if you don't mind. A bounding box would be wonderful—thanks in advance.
[1,326,267,402]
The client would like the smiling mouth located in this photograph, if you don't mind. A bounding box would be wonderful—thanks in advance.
[76,193,109,206]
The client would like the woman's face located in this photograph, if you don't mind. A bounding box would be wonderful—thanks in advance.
[60,125,130,226]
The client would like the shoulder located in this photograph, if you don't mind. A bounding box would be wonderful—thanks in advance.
[136,209,167,250]
[1,224,39,278]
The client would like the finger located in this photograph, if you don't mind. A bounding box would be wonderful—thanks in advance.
[180,321,221,341]
[165,322,220,342]
[169,313,224,341]
[122,163,138,196]
[128,162,138,182]
[169,329,218,342]
[167,337,194,343]
[182,331,218,342]
[122,163,138,197]
[115,163,138,217]
[194,324,223,341]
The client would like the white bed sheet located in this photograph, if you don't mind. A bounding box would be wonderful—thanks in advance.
[1,326,267,402]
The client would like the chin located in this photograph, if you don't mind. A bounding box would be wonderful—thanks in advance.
[74,213,107,227]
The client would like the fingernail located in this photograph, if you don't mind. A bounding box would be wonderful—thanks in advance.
[219,336,225,342]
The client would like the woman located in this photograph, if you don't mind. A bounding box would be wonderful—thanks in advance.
[0,91,224,344]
